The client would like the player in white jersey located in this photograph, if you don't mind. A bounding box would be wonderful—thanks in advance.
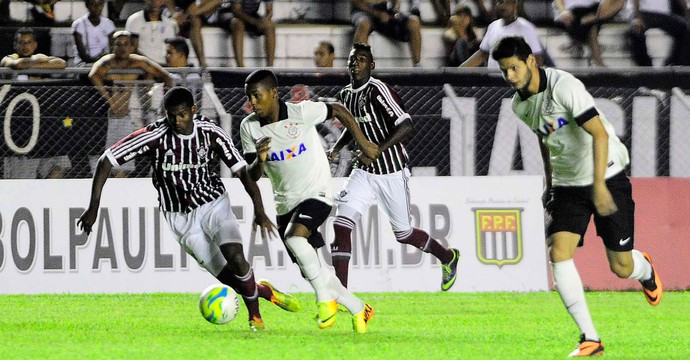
[240,70,377,333]
[492,36,663,357]
[327,43,460,292]
[78,87,300,331]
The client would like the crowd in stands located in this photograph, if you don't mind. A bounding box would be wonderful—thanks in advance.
[2,0,690,179]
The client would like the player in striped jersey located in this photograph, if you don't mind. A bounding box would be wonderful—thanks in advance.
[78,87,300,331]
[327,43,460,291]
[240,70,377,333]
[492,36,663,357]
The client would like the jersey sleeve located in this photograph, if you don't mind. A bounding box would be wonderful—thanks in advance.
[554,74,599,126]
[239,117,257,154]
[371,81,411,126]
[104,126,154,166]
[299,100,329,127]
[209,122,247,173]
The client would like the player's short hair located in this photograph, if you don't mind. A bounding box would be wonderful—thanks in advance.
[164,87,195,110]
[351,42,373,62]
[491,36,533,62]
[165,37,189,58]
[245,69,278,89]
[319,41,335,55]
[14,27,35,42]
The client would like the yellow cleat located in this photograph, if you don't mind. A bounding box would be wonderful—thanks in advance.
[317,300,338,329]
[352,303,374,334]
[258,279,301,312]
[249,316,265,332]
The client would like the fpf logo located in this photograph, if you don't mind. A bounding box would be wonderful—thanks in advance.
[473,208,523,267]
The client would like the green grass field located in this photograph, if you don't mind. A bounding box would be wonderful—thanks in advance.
[0,291,687,359]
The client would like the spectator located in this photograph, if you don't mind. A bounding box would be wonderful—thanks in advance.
[409,0,451,25]
[351,0,422,67]
[126,0,179,66]
[628,0,689,66]
[107,0,125,22]
[460,0,548,68]
[72,0,115,66]
[165,36,190,67]
[553,0,625,67]
[313,41,335,68]
[89,30,173,177]
[1,27,67,72]
[219,0,276,67]
[167,0,222,68]
[443,4,480,66]
[25,0,60,25]
[1,27,69,179]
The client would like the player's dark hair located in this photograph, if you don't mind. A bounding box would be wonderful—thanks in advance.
[352,42,373,62]
[245,69,278,89]
[491,36,533,62]
[164,87,195,110]
[320,41,335,55]
[85,0,100,7]
[165,37,189,58]
[14,27,35,42]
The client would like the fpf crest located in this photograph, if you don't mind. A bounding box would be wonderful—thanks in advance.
[474,208,523,267]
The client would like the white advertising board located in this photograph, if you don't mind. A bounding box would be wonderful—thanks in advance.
[0,176,548,294]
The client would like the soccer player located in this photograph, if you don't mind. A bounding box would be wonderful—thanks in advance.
[240,70,377,333]
[327,43,460,291]
[491,36,663,357]
[78,87,300,331]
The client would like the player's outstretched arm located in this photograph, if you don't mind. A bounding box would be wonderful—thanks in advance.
[326,129,353,162]
[246,136,271,181]
[330,103,379,160]
[78,154,113,235]
[236,166,277,240]
[378,117,413,153]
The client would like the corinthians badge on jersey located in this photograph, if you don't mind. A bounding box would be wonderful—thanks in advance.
[284,122,300,139]
[473,208,523,267]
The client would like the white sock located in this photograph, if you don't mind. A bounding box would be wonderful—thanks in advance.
[628,249,653,281]
[552,259,599,341]
[323,267,365,315]
[285,236,332,302]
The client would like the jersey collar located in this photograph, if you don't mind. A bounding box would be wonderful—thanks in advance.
[351,77,372,93]
[518,67,547,101]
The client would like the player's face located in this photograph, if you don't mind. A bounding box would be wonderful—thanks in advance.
[165,44,186,67]
[347,48,374,84]
[245,82,277,120]
[314,44,334,68]
[498,55,532,93]
[165,103,196,135]
[15,34,37,58]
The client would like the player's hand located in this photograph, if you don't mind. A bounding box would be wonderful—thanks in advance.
[359,140,379,161]
[593,184,618,216]
[252,211,278,241]
[77,207,98,235]
[255,136,271,162]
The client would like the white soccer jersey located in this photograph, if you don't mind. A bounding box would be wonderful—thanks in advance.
[71,14,116,65]
[240,100,333,215]
[479,17,544,69]
[512,67,629,186]
[125,10,179,65]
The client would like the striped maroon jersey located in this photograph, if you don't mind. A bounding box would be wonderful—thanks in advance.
[338,77,410,175]
[105,114,247,213]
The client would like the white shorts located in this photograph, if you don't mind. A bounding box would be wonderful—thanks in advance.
[163,193,243,276]
[334,168,412,232]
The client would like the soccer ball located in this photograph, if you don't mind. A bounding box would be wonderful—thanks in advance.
[199,284,240,325]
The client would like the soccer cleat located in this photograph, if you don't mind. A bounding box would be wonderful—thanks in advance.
[568,334,604,357]
[258,279,301,312]
[352,303,374,334]
[640,252,663,306]
[441,248,461,291]
[316,300,338,329]
[248,316,265,332]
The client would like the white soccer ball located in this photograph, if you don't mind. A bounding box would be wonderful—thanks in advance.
[199,284,240,325]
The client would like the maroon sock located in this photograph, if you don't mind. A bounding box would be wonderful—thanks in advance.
[332,217,354,287]
[402,228,454,264]
[236,269,261,320]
